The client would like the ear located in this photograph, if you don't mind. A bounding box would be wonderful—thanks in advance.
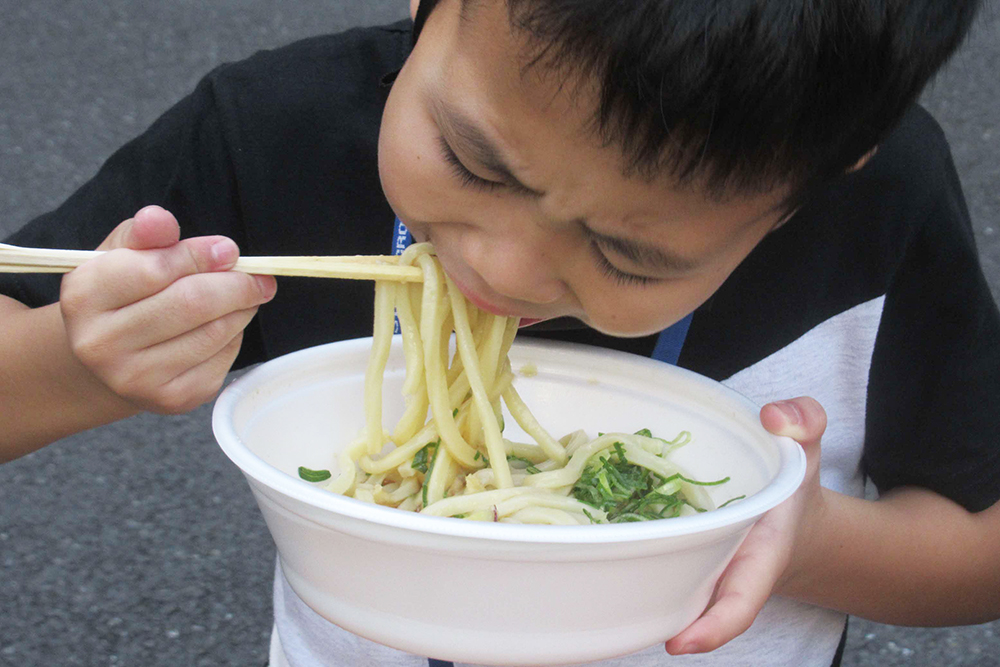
[410,0,420,20]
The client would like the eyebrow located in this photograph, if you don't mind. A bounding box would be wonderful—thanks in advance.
[434,100,544,197]
[581,224,701,273]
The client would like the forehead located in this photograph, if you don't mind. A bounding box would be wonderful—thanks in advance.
[432,2,654,213]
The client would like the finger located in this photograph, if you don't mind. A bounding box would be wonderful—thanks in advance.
[759,396,827,446]
[128,205,183,249]
[139,304,259,376]
[144,330,247,415]
[68,234,243,311]
[106,308,258,411]
[97,205,181,251]
[110,270,274,349]
[665,520,789,655]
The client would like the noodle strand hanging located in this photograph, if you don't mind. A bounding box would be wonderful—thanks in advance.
[312,244,737,524]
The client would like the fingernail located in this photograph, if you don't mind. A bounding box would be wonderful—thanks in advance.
[774,400,801,425]
[675,643,699,655]
[256,275,277,301]
[211,239,238,267]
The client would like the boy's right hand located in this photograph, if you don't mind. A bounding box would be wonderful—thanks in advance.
[59,205,276,415]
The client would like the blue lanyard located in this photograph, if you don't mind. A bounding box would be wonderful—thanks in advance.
[391,217,413,334]
[389,216,689,363]
[392,216,413,256]
[651,312,692,365]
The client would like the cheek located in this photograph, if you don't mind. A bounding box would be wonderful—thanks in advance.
[378,87,462,227]
[577,277,721,337]
[378,91,423,219]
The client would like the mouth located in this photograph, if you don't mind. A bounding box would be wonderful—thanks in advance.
[446,270,519,318]
[439,258,556,327]
[413,232,559,326]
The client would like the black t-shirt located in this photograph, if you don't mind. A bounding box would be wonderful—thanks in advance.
[3,19,999,517]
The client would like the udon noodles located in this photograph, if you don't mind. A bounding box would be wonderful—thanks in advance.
[312,243,726,524]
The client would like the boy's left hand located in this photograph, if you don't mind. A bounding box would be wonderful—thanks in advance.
[665,396,827,655]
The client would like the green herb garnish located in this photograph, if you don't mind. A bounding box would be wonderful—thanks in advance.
[421,440,443,507]
[664,472,731,486]
[412,441,438,474]
[571,441,725,523]
[506,454,540,474]
[298,467,332,483]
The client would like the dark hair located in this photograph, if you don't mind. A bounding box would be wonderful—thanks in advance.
[416,0,981,209]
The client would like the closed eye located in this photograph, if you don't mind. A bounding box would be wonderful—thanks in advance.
[588,240,660,287]
[437,136,503,192]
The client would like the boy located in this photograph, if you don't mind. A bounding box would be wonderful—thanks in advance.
[2,0,998,666]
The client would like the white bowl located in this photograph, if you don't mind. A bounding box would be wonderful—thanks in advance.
[213,337,805,666]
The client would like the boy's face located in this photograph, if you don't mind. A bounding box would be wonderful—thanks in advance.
[379,0,786,337]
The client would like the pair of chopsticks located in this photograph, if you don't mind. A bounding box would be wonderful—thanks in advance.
[0,242,424,282]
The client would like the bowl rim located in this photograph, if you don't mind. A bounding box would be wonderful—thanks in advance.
[213,337,806,545]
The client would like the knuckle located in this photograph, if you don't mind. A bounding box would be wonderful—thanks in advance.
[175,278,217,320]
[69,330,111,368]
[59,273,91,316]
[197,316,235,352]
[128,247,188,297]
[181,240,212,275]
[138,250,176,293]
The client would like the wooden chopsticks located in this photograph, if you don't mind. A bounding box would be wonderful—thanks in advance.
[0,242,424,282]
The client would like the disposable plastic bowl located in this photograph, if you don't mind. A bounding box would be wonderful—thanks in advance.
[212,337,805,666]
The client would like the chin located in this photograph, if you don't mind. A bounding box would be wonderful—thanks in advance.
[574,319,657,339]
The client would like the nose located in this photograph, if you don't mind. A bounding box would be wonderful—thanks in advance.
[462,232,567,305]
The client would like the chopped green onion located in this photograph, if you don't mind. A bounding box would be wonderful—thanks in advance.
[666,472,731,486]
[571,435,731,523]
[421,440,442,507]
[506,454,540,474]
[298,467,332,483]
[717,495,747,509]
[412,441,438,474]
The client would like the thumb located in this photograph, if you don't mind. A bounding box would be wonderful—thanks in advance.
[759,396,827,448]
[98,205,181,251]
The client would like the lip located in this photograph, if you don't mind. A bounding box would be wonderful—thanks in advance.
[447,271,520,318]
[428,243,560,322]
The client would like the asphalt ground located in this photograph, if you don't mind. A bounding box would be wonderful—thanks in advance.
[1,1,998,665]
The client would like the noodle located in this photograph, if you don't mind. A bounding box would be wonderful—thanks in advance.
[315,243,730,525]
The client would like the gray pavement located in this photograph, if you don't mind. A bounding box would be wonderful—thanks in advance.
[1,2,998,666]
